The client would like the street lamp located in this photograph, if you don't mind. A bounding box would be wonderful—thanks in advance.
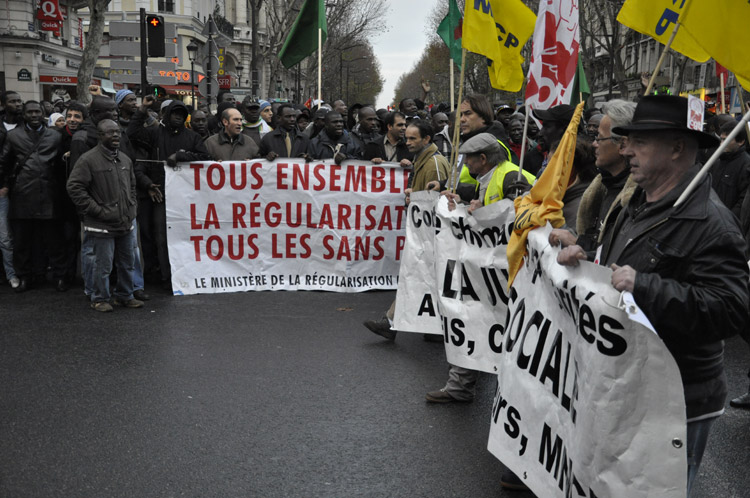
[236,65,244,89]
[186,40,199,110]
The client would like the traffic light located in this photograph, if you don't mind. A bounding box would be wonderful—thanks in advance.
[146,15,165,57]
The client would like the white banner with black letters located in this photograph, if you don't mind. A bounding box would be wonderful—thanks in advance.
[487,225,687,498]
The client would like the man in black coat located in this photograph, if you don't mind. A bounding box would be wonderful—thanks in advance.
[127,97,211,289]
[558,95,749,495]
[259,104,311,161]
[710,121,750,216]
[307,112,361,164]
[0,101,66,292]
[362,111,412,164]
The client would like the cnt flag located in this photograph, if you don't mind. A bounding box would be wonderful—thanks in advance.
[437,0,463,69]
[525,0,580,109]
[507,102,585,287]
[462,0,535,92]
[278,0,327,69]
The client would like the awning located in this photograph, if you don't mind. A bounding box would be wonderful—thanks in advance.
[161,85,204,97]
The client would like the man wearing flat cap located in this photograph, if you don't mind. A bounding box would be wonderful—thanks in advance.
[558,95,749,494]
[424,133,535,404]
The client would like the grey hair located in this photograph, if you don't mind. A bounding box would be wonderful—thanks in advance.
[601,99,637,139]
[482,145,504,167]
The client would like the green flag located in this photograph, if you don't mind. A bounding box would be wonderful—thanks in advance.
[278,0,327,69]
[437,0,462,69]
[570,55,590,106]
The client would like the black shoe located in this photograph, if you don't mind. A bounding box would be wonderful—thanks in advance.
[14,279,30,293]
[500,470,530,491]
[55,279,68,292]
[425,389,473,403]
[363,317,397,340]
[133,289,151,301]
[730,392,750,409]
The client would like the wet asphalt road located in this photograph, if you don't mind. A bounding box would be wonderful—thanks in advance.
[1,284,749,498]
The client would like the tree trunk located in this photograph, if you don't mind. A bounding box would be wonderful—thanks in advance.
[76,0,111,104]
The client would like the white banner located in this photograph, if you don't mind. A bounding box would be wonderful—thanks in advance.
[434,197,516,372]
[488,225,687,498]
[164,160,409,295]
[393,190,442,334]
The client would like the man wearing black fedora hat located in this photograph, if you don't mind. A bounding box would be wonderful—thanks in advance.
[558,95,750,495]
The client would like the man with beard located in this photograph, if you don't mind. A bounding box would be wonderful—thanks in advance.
[67,119,142,312]
[363,111,412,164]
[0,101,66,292]
[115,90,139,129]
[59,101,87,285]
[259,104,310,160]
[307,112,361,164]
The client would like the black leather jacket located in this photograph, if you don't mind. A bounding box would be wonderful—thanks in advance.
[600,167,749,419]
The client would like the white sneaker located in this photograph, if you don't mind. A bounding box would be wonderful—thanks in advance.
[9,277,20,289]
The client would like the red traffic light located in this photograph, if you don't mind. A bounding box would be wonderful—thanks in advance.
[147,15,161,27]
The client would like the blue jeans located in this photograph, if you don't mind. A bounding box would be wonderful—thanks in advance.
[686,416,718,497]
[83,221,144,295]
[88,229,135,303]
[0,195,16,280]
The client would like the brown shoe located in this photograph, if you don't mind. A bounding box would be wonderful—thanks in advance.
[113,298,144,308]
[425,389,472,403]
[90,301,114,312]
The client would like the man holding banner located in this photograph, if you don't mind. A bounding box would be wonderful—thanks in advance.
[558,95,749,494]
[426,133,534,404]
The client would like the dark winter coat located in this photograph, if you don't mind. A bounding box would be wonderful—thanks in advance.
[308,130,361,161]
[259,127,310,158]
[600,167,749,420]
[66,144,136,235]
[127,101,210,190]
[0,124,63,219]
[710,148,750,216]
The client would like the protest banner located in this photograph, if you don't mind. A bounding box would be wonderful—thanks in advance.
[392,190,442,335]
[487,225,687,498]
[164,160,409,295]
[434,197,516,372]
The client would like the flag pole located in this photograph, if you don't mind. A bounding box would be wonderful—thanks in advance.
[317,28,322,104]
[448,48,467,193]
[674,106,750,207]
[720,73,726,113]
[517,106,531,181]
[738,84,750,143]
[644,23,680,95]
[450,60,455,111]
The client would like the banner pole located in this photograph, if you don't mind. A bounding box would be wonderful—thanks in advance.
[449,48,467,193]
[644,23,680,95]
[450,59,455,111]
[737,83,750,143]
[317,28,322,104]
[517,107,531,182]
[674,107,750,207]
[720,73,726,114]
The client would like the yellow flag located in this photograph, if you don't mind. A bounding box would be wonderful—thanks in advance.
[462,0,502,61]
[463,0,536,92]
[506,102,585,288]
[680,1,750,90]
[617,0,709,63]
[487,0,536,92]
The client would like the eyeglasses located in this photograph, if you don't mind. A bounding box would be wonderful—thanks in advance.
[593,136,618,143]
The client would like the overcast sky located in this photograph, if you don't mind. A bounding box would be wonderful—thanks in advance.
[372,0,441,109]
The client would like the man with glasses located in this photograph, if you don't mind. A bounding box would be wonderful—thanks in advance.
[549,99,637,256]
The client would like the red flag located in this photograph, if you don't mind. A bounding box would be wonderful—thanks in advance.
[715,61,729,80]
[525,0,580,109]
[304,98,313,109]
